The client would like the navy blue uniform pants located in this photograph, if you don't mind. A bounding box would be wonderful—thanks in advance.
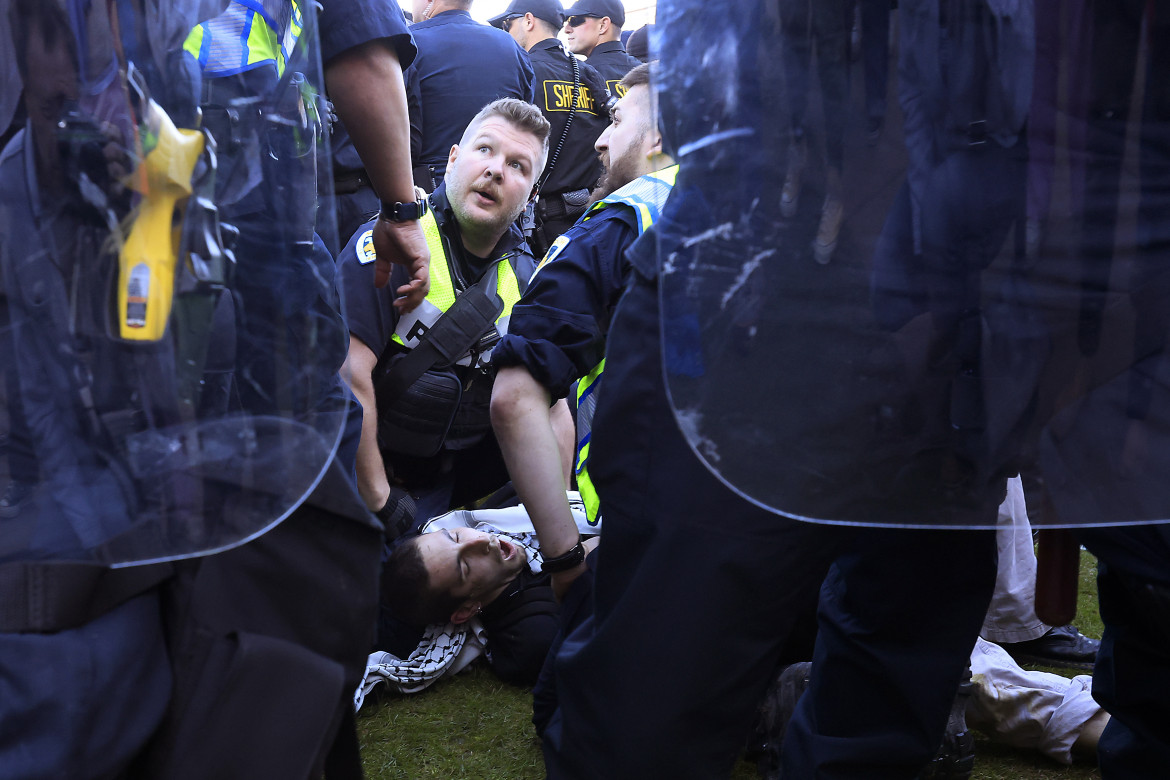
[541,268,1000,778]
[1079,525,1170,779]
[782,526,998,778]
[541,270,841,778]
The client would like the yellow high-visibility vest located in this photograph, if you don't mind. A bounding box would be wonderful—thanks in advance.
[183,0,303,78]
[571,165,678,524]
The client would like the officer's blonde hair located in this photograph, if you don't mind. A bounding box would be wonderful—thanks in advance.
[459,98,552,172]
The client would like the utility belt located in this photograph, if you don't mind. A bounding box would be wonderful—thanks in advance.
[529,188,592,257]
[536,188,591,223]
[0,558,173,633]
[412,164,442,194]
[333,167,372,195]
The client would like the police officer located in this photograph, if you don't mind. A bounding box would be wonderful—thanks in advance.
[490,0,610,256]
[562,0,640,96]
[323,1,419,252]
[0,5,172,775]
[491,64,676,600]
[132,1,425,778]
[339,99,548,526]
[626,23,654,63]
[405,0,536,191]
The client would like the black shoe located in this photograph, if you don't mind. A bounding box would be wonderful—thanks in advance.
[918,670,975,780]
[751,662,812,780]
[0,480,33,518]
[1000,624,1100,671]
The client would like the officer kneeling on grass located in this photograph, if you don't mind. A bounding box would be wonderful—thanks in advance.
[339,98,549,535]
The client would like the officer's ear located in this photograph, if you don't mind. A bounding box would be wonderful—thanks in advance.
[451,600,480,625]
[647,131,664,159]
[448,143,460,168]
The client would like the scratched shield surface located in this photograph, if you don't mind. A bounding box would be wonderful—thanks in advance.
[653,0,1170,527]
[0,0,350,565]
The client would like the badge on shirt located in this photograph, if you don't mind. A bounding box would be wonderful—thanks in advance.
[357,229,377,264]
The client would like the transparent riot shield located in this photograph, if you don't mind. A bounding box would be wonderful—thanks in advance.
[655,0,1170,528]
[0,0,349,564]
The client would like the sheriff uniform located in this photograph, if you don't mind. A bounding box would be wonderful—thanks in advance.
[564,0,641,96]
[405,10,535,189]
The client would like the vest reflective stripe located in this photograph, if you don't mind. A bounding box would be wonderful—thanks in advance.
[390,210,522,364]
[183,0,301,78]
[572,165,678,525]
[581,164,679,233]
[573,358,605,525]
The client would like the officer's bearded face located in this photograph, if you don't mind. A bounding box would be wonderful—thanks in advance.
[445,116,543,254]
[591,85,655,203]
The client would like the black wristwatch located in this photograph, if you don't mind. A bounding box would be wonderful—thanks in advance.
[379,196,428,222]
[541,537,586,573]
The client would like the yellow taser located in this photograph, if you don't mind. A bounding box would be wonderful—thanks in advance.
[118,101,204,341]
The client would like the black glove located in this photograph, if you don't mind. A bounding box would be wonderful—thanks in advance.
[376,487,416,543]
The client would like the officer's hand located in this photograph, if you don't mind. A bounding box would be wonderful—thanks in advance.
[550,537,599,601]
[372,217,430,312]
[376,486,417,543]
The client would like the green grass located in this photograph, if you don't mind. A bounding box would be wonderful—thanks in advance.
[359,554,1104,779]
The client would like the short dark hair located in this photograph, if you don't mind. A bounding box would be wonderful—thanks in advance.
[620,63,651,93]
[535,16,562,37]
[382,534,465,627]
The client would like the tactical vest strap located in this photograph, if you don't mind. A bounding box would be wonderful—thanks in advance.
[377,263,504,408]
[0,559,172,633]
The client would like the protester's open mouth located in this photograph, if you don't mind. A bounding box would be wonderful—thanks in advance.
[498,538,516,561]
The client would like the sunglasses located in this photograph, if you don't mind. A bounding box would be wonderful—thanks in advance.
[566,14,598,27]
[501,13,523,31]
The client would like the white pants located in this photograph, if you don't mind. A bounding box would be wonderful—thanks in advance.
[980,475,1051,644]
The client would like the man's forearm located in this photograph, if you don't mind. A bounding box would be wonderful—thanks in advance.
[325,39,414,204]
[491,367,581,558]
[342,340,391,511]
[326,39,429,301]
[351,379,391,511]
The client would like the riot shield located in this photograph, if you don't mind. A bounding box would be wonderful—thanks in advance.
[655,0,1170,527]
[0,0,349,564]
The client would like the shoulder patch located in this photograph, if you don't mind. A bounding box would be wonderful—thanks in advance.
[357,229,377,264]
[535,234,572,274]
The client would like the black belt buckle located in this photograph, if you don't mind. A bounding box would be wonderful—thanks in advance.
[967,119,988,148]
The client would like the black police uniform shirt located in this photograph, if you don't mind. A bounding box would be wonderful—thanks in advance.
[321,0,417,174]
[405,10,536,181]
[492,206,641,400]
[585,40,642,97]
[338,183,538,359]
[527,38,609,197]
